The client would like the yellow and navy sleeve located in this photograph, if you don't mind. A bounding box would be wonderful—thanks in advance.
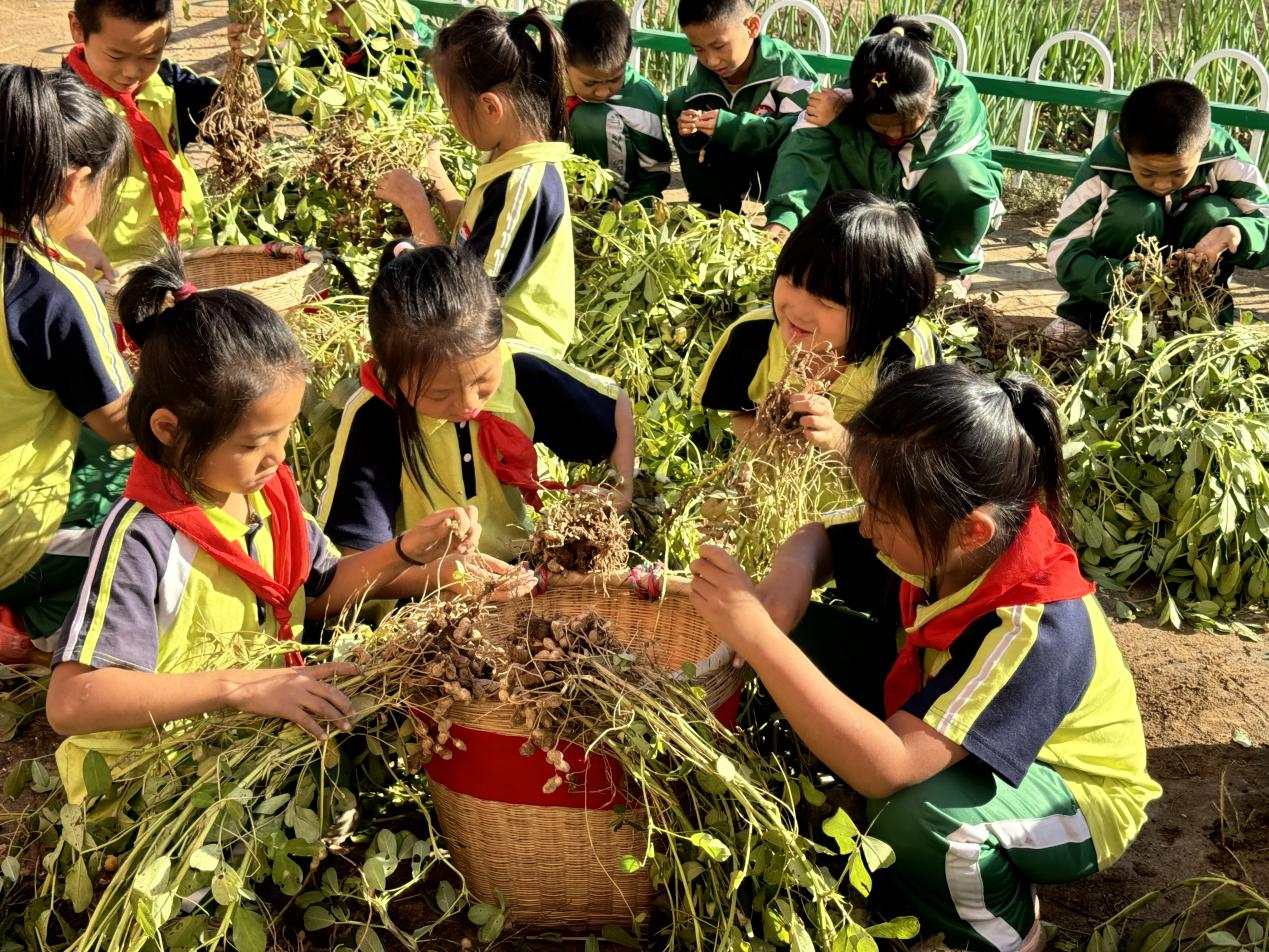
[513,349,619,462]
[464,164,568,298]
[303,513,342,598]
[4,248,130,416]
[159,59,219,149]
[54,500,169,672]
[693,312,775,412]
[903,598,1099,786]
[319,389,405,552]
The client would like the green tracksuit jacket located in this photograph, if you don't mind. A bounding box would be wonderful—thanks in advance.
[667,34,816,212]
[766,56,1003,276]
[567,65,671,203]
[1048,126,1269,326]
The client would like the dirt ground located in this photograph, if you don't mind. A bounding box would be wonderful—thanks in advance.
[2,2,1268,948]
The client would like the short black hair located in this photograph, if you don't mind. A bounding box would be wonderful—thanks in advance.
[561,0,631,74]
[850,15,939,126]
[73,0,173,36]
[1118,79,1211,156]
[677,0,754,28]
[775,189,936,363]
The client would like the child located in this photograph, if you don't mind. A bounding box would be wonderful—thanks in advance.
[373,7,576,357]
[64,0,219,278]
[561,0,671,204]
[45,245,487,803]
[1048,79,1269,333]
[0,66,132,667]
[767,16,1004,282]
[694,190,939,447]
[667,0,816,214]
[691,363,1161,952]
[319,243,635,567]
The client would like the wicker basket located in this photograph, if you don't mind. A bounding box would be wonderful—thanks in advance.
[105,245,327,321]
[423,572,744,930]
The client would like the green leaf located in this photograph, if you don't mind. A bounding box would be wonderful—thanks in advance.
[867,916,921,939]
[798,774,827,807]
[601,924,641,948]
[232,907,267,952]
[3,761,30,799]
[860,834,896,871]
[64,858,93,913]
[477,910,506,943]
[303,905,337,932]
[689,831,731,862]
[211,864,244,906]
[619,854,643,873]
[584,938,601,952]
[1,855,20,882]
[357,926,386,952]
[468,902,499,926]
[59,803,85,852]
[81,750,114,799]
[132,855,172,897]
[289,806,321,842]
[255,793,291,816]
[435,880,458,912]
[317,88,347,107]
[363,856,388,892]
[848,854,872,897]
[822,808,859,855]
[188,845,221,872]
[1204,931,1240,947]
[714,754,737,783]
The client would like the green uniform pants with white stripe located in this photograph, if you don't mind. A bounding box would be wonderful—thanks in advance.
[787,597,1100,951]
[1058,192,1244,331]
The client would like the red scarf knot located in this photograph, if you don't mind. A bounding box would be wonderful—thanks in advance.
[124,451,311,667]
[65,45,186,242]
[882,505,1095,718]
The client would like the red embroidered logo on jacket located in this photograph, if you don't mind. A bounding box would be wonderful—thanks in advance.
[457,222,472,244]
[752,103,776,118]
[1181,184,1214,203]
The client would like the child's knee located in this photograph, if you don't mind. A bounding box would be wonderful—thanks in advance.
[917,155,999,213]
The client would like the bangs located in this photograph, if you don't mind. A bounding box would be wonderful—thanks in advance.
[775,225,850,308]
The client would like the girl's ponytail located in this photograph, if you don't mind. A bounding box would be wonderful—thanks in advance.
[509,8,568,141]
[114,242,189,348]
[850,14,940,127]
[0,65,67,259]
[997,375,1069,538]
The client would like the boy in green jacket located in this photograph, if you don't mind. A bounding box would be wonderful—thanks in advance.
[667,0,816,213]
[1048,79,1269,332]
[561,0,671,204]
[765,16,1002,281]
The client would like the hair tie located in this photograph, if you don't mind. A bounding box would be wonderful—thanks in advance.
[870,71,888,89]
[173,281,198,303]
[889,25,907,36]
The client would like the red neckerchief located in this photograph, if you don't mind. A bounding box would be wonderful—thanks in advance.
[566,95,584,118]
[0,228,60,260]
[342,47,366,68]
[877,132,911,148]
[124,451,309,667]
[66,45,185,242]
[884,505,1095,718]
[360,359,563,511]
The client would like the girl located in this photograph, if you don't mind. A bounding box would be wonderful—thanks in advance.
[766,15,1004,284]
[319,243,635,567]
[0,66,131,667]
[374,6,576,357]
[46,246,483,803]
[691,364,1161,952]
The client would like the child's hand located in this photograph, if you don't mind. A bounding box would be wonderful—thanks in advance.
[570,482,633,515]
[679,109,717,138]
[400,506,480,565]
[223,662,360,740]
[787,393,849,454]
[375,168,431,212]
[442,554,538,601]
[227,22,263,56]
[689,545,779,661]
[62,229,115,284]
[764,223,790,244]
[424,139,450,187]
[1188,224,1241,266]
[805,87,851,127]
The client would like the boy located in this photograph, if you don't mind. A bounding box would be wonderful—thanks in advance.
[667,0,816,213]
[561,0,671,204]
[64,0,217,278]
[1048,79,1269,333]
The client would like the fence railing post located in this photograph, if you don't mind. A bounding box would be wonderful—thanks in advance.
[1185,49,1269,165]
[759,0,834,86]
[912,13,968,73]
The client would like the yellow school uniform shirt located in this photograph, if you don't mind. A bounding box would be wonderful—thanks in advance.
[0,237,130,589]
[319,343,620,562]
[89,61,215,266]
[52,491,342,802]
[898,573,1162,869]
[454,142,575,356]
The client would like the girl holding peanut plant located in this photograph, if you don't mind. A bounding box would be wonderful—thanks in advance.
[374,6,576,357]
[319,242,635,572]
[46,245,484,803]
[691,364,1161,952]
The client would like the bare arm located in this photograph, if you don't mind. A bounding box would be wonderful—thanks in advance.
[46,660,358,739]
[755,521,834,633]
[83,392,132,445]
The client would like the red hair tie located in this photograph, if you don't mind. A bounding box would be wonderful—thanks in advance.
[173,281,198,303]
